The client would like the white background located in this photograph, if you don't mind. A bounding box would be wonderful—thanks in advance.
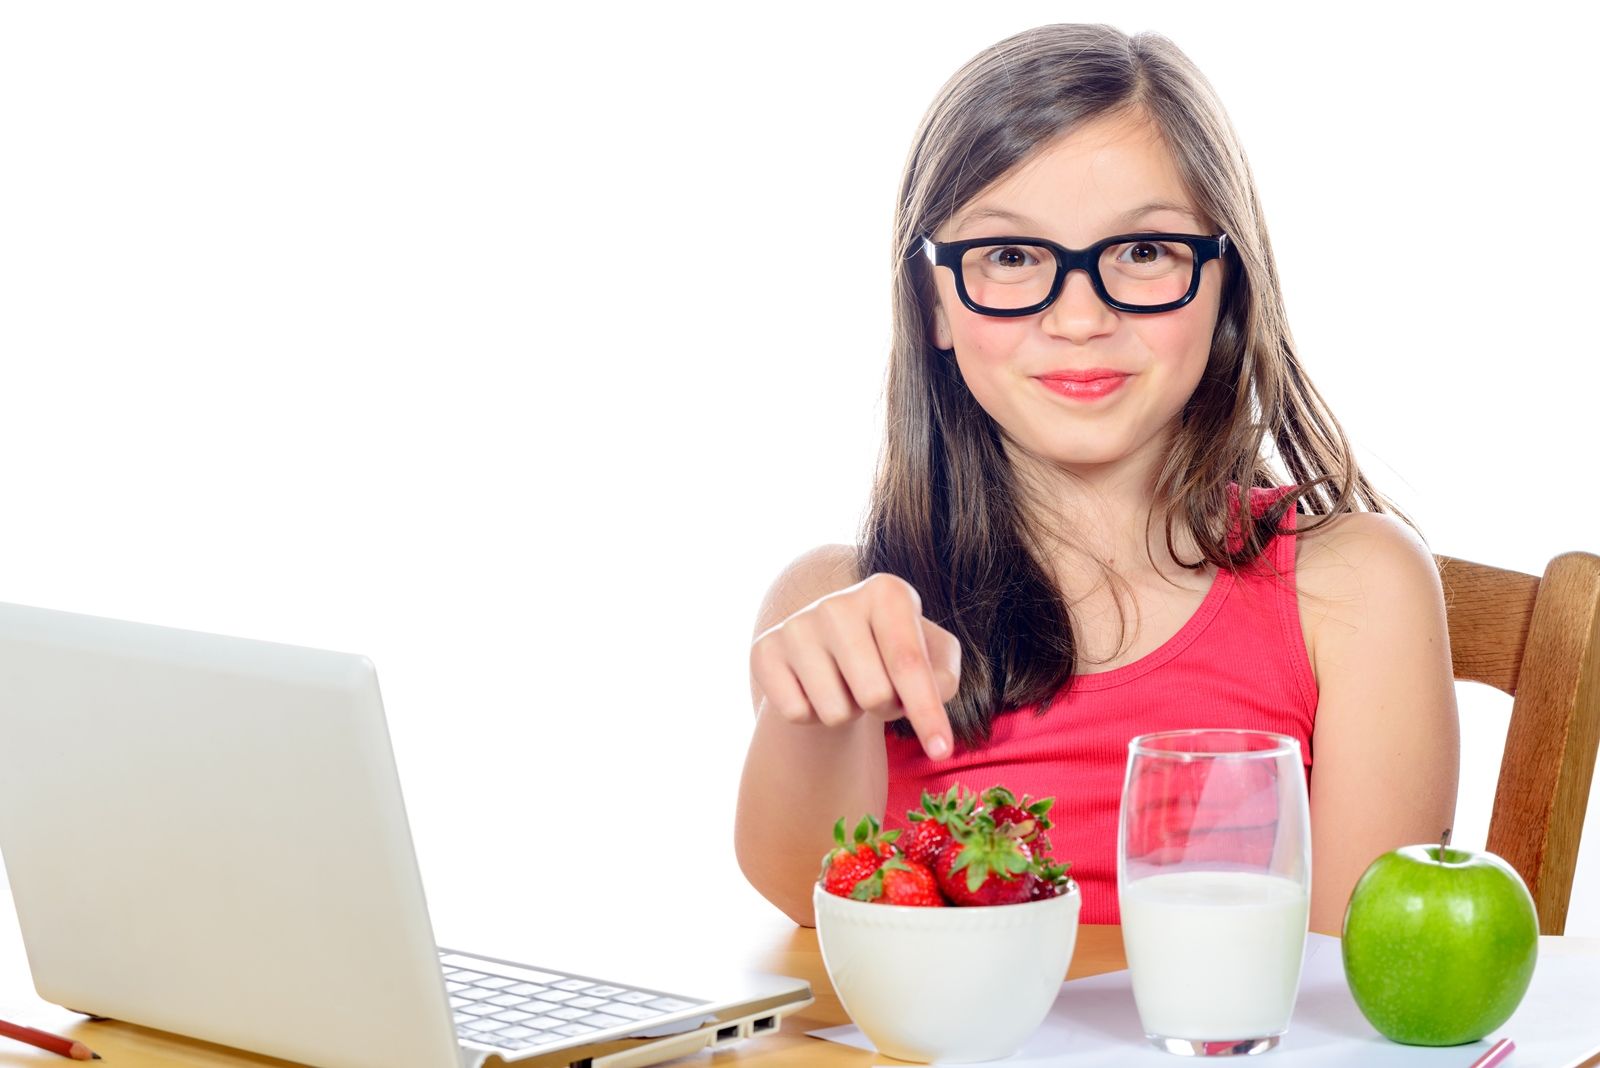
[1,0,1596,951]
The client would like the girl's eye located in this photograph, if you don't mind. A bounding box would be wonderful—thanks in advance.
[1118,241,1166,265]
[985,245,1039,269]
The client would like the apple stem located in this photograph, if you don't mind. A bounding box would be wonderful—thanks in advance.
[1439,827,1452,861]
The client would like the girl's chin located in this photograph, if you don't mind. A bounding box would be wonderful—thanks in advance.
[1018,443,1137,470]
[998,413,1183,474]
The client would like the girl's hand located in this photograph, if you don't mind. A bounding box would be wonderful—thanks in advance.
[750,573,960,760]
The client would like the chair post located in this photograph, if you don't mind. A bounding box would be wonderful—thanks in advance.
[1486,552,1600,934]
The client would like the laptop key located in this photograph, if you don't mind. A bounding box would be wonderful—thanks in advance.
[597,1002,663,1021]
[490,1009,534,1023]
[553,978,593,991]
[613,991,656,1004]
[533,989,578,1003]
[646,997,696,1012]
[555,1023,597,1037]
[548,1007,591,1021]
[579,1012,632,1028]
[460,1003,501,1017]
[446,969,489,983]
[495,1026,537,1039]
[487,993,525,1007]
[521,1015,566,1030]
[586,985,625,997]
[507,981,548,996]
[476,977,518,990]
[463,1019,504,1033]
[567,996,606,1009]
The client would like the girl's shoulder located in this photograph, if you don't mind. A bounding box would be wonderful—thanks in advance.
[752,543,862,636]
[1293,511,1445,672]
[1295,511,1432,584]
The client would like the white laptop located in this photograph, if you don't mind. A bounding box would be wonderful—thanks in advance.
[0,600,811,1068]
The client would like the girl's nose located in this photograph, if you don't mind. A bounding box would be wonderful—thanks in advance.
[1038,267,1116,340]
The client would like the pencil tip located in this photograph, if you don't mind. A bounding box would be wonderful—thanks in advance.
[91,1055,102,1060]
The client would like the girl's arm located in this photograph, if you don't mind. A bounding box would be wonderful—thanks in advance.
[1297,512,1461,934]
[734,544,889,927]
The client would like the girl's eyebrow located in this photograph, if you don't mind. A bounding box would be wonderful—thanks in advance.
[951,207,1038,232]
[1115,200,1199,226]
[951,199,1199,235]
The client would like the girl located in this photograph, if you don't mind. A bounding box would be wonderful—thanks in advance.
[734,23,1458,935]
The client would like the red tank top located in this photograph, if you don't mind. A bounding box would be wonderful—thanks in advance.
[881,487,1318,923]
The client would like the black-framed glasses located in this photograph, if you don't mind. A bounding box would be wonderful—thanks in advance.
[922,232,1230,316]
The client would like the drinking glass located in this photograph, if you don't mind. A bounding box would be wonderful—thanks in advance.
[1118,729,1311,1056]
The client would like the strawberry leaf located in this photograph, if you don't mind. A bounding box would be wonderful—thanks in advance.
[981,785,1018,808]
[850,868,885,901]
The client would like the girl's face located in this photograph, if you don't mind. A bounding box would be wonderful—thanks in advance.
[929,109,1225,476]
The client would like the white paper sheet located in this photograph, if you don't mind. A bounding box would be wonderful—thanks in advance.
[809,933,1600,1065]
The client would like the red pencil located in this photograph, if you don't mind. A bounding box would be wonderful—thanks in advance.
[0,1018,100,1060]
[1468,1038,1515,1068]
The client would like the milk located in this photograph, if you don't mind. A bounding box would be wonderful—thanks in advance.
[1120,870,1309,1041]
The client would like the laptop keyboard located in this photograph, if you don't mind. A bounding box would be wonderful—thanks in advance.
[439,951,711,1053]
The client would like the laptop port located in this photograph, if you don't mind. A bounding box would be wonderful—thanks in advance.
[716,1025,741,1042]
[753,1016,777,1033]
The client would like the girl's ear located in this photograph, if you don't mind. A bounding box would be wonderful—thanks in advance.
[932,300,954,351]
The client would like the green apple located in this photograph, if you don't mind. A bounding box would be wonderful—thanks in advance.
[1341,844,1538,1045]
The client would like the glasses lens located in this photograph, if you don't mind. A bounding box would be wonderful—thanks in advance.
[958,244,1056,311]
[1099,239,1196,308]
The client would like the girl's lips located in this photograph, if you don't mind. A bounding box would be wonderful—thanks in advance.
[1034,373,1130,401]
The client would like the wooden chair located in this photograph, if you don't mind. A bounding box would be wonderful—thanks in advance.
[1437,552,1600,934]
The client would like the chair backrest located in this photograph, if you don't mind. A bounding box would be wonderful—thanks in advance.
[1436,552,1600,934]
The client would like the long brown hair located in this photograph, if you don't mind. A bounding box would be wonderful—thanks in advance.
[859,23,1404,750]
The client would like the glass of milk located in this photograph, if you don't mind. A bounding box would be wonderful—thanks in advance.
[1118,729,1310,1056]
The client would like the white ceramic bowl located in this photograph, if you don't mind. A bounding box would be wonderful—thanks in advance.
[812,880,1081,1063]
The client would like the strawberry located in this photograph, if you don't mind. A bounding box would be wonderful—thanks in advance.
[819,814,900,898]
[823,784,1073,908]
[898,820,948,867]
[850,856,945,907]
[933,812,1037,906]
[977,785,1054,848]
[901,785,976,866]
